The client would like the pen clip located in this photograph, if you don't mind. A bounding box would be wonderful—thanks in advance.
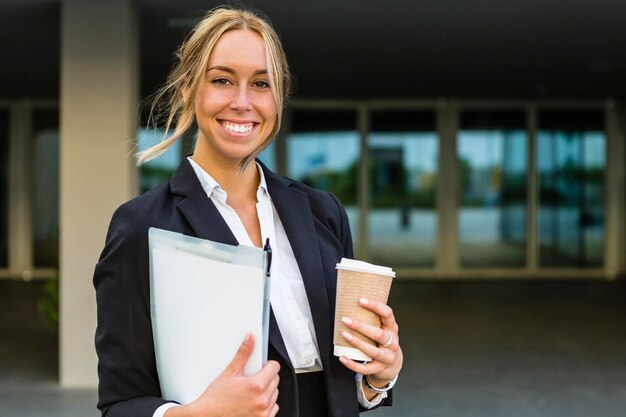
[263,237,272,277]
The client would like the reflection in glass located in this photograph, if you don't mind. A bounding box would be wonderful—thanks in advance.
[0,110,8,267]
[538,111,605,267]
[458,111,527,267]
[286,110,360,243]
[32,110,60,268]
[137,128,183,193]
[368,110,437,267]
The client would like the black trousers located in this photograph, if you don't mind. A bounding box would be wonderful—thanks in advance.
[296,371,329,417]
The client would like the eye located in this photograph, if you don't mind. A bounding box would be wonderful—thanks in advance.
[252,80,271,89]
[211,77,232,86]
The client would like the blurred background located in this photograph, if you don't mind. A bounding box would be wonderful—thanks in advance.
[1,0,625,416]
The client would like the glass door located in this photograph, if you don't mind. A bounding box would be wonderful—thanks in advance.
[457,110,528,267]
[537,110,605,267]
[367,109,438,267]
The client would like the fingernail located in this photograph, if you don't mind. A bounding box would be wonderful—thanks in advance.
[342,331,353,341]
[339,356,348,364]
[359,298,370,305]
[243,332,252,344]
[341,317,352,325]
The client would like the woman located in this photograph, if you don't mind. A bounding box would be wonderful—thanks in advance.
[94,7,402,417]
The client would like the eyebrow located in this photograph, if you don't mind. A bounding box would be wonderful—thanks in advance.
[207,66,268,76]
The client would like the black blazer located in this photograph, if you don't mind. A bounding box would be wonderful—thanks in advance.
[94,159,391,417]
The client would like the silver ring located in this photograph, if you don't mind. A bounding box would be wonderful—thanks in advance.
[382,332,393,347]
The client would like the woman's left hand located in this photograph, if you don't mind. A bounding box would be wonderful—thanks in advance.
[338,297,403,386]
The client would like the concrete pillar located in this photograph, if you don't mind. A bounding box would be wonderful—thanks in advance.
[8,103,33,277]
[436,100,459,275]
[60,0,138,387]
[605,100,625,278]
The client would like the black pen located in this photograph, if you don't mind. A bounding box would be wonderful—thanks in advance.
[263,238,272,277]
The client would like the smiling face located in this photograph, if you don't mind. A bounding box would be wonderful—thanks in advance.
[193,29,277,170]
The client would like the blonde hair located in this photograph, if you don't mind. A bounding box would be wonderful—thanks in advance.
[137,7,291,170]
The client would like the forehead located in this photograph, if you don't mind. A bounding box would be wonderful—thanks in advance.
[208,29,267,68]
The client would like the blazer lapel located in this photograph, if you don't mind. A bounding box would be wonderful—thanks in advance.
[263,165,333,367]
[169,159,238,245]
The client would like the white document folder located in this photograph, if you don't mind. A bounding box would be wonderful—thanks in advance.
[148,227,271,404]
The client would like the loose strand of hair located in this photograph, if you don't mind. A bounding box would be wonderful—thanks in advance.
[136,109,194,165]
[136,55,189,165]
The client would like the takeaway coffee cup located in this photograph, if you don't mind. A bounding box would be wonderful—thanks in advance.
[333,258,395,361]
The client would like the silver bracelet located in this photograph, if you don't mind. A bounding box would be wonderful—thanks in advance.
[363,374,398,393]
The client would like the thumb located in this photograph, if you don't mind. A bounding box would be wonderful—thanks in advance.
[226,332,254,375]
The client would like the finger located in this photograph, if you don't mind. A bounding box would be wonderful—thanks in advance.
[341,330,393,364]
[256,360,281,385]
[359,298,399,332]
[269,403,280,417]
[259,383,279,416]
[341,317,397,349]
[338,355,385,375]
[268,385,279,408]
[266,374,280,395]
[225,333,254,375]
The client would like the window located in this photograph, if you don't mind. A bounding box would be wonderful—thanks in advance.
[538,111,605,267]
[368,110,438,267]
[458,111,528,267]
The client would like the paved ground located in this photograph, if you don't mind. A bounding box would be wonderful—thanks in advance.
[1,279,626,417]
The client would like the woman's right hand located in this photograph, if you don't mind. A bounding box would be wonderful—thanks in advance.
[165,333,280,417]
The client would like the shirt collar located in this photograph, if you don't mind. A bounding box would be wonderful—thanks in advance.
[187,157,270,202]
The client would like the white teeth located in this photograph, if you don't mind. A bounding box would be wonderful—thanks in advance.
[223,121,253,133]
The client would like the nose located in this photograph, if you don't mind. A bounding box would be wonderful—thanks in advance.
[230,85,252,111]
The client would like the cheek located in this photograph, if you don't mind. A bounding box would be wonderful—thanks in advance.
[195,88,230,113]
[194,90,209,114]
[259,97,278,122]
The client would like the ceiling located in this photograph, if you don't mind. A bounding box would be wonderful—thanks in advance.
[1,0,625,100]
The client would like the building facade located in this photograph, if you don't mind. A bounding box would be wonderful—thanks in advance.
[1,0,625,388]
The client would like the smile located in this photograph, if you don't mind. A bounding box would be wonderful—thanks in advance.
[219,120,257,134]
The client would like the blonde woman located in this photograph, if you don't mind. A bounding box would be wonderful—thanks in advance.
[94,7,402,417]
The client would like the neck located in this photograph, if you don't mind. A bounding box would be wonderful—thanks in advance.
[191,154,259,204]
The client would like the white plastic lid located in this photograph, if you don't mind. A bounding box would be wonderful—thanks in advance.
[335,258,395,278]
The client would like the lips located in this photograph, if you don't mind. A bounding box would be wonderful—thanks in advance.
[218,120,257,135]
